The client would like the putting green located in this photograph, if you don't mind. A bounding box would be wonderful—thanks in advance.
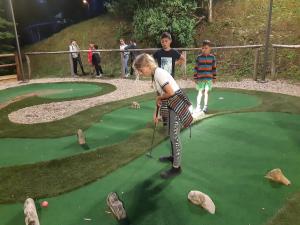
[0,82,104,103]
[0,90,259,167]
[1,112,299,225]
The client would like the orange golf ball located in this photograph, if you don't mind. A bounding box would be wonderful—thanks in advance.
[41,201,48,208]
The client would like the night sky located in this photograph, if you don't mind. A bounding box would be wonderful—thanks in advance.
[5,0,106,44]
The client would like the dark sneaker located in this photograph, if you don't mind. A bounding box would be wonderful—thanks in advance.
[203,106,208,113]
[160,167,182,179]
[159,156,173,163]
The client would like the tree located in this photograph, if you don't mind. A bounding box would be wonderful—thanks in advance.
[133,0,198,47]
[0,6,14,53]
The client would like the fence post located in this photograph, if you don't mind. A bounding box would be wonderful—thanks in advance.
[15,53,21,81]
[182,51,187,79]
[25,54,31,81]
[253,48,259,81]
[271,47,277,80]
[120,52,125,78]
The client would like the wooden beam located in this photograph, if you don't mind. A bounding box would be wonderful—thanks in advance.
[0,63,16,68]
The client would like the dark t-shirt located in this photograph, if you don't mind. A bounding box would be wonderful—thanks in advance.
[153,49,181,77]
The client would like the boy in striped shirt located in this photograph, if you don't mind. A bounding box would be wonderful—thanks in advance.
[193,40,217,113]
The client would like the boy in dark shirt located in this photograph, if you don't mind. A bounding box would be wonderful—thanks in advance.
[153,32,185,78]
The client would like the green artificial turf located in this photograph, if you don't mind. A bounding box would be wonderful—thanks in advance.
[0,82,109,103]
[1,112,299,225]
[1,88,300,204]
[0,90,260,166]
[0,100,154,167]
[0,82,116,138]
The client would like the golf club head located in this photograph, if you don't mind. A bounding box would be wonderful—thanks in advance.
[146,152,153,158]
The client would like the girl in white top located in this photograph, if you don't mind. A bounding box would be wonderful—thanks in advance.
[133,53,183,179]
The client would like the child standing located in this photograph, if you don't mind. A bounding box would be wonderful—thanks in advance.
[133,54,193,179]
[92,45,103,78]
[153,32,185,78]
[119,38,130,77]
[193,40,217,114]
[88,43,94,75]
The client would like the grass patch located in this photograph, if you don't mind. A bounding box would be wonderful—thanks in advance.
[0,82,116,138]
[0,88,299,203]
[265,192,300,225]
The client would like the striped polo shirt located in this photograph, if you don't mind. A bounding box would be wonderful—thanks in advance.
[194,53,217,81]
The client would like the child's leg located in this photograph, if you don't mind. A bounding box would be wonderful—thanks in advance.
[196,89,204,111]
[169,110,182,168]
[160,109,182,178]
[204,86,209,107]
[99,64,103,74]
[94,64,100,75]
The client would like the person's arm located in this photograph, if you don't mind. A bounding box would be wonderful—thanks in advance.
[212,56,217,83]
[193,56,199,83]
[174,50,185,66]
[175,54,185,66]
[156,84,175,106]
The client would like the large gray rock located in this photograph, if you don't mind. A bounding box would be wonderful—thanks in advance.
[24,198,40,225]
[188,190,215,214]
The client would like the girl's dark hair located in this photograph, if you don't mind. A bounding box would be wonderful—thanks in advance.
[94,44,99,49]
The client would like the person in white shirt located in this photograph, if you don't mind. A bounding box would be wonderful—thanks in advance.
[133,53,193,179]
[119,38,130,77]
[69,40,86,76]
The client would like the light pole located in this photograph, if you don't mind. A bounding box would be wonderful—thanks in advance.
[8,0,25,82]
[261,0,273,82]
[83,0,90,13]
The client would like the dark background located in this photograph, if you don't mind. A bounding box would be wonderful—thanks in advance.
[4,0,106,45]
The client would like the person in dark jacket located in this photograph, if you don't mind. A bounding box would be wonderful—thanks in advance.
[92,45,103,78]
[125,39,138,76]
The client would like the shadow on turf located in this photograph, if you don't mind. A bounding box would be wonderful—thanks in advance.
[119,171,172,225]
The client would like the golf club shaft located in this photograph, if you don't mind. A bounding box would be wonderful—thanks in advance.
[148,106,160,156]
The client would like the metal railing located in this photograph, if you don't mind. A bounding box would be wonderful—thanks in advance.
[25,44,264,80]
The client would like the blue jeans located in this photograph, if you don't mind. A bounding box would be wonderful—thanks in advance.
[123,54,129,75]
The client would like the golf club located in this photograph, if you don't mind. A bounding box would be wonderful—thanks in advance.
[146,106,160,158]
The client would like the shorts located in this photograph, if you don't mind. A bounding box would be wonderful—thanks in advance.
[196,80,213,91]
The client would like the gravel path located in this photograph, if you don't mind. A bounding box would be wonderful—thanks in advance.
[0,78,299,124]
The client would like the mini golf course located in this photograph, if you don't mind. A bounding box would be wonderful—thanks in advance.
[0,81,299,225]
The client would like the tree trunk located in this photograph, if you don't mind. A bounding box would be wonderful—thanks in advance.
[208,0,213,23]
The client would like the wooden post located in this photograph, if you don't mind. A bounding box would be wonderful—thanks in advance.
[208,0,213,23]
[271,47,277,80]
[24,198,40,225]
[25,54,31,81]
[15,53,21,81]
[253,48,259,81]
[120,52,125,78]
[182,51,187,79]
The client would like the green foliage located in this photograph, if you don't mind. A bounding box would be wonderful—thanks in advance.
[133,0,197,46]
[0,4,14,53]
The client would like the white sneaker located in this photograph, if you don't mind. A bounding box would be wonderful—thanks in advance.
[194,107,202,113]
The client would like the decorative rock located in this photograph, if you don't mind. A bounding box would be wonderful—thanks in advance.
[106,192,127,220]
[265,168,291,186]
[77,129,86,145]
[188,190,215,214]
[131,101,140,109]
[24,198,40,225]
